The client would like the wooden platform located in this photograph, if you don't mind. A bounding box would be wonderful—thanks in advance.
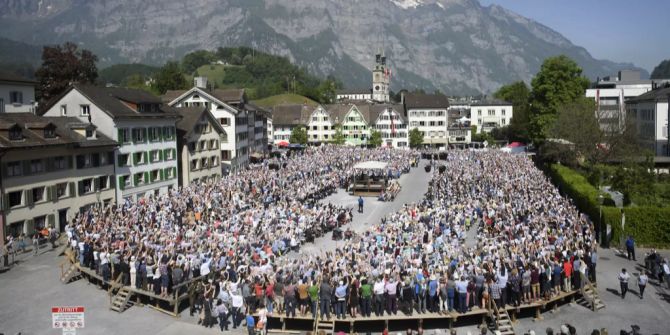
[266,290,582,332]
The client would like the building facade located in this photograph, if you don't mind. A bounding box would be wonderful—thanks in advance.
[625,87,670,156]
[308,105,334,144]
[372,105,408,148]
[0,71,37,114]
[175,107,226,186]
[164,79,268,173]
[270,104,311,144]
[42,84,180,202]
[404,93,450,147]
[471,100,513,133]
[0,114,117,239]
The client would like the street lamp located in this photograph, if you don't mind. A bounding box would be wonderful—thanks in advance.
[598,194,604,244]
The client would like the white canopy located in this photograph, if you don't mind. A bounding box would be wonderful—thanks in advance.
[353,160,388,170]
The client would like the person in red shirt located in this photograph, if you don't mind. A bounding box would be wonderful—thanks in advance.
[563,259,573,292]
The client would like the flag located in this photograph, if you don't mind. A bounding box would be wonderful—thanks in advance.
[389,109,396,137]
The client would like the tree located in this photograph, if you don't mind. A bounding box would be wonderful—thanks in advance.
[529,55,590,143]
[152,61,188,94]
[409,128,424,148]
[289,126,308,145]
[35,42,98,105]
[368,130,383,147]
[181,50,215,74]
[549,98,601,163]
[494,81,531,142]
[332,125,346,145]
[651,59,670,79]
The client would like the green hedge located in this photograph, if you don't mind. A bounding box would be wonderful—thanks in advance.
[549,164,670,248]
[602,206,670,249]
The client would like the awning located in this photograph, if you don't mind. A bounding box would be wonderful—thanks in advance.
[353,161,388,170]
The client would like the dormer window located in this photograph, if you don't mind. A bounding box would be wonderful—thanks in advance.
[192,94,200,100]
[44,126,56,139]
[9,126,22,141]
[86,129,95,139]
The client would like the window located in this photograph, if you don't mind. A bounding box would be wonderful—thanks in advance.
[76,154,92,169]
[188,142,196,152]
[9,91,23,104]
[9,127,22,141]
[191,159,199,171]
[56,183,68,198]
[149,127,161,142]
[220,118,230,126]
[118,154,130,167]
[80,105,90,116]
[163,126,175,140]
[44,126,56,139]
[211,156,219,167]
[121,175,131,188]
[324,134,329,139]
[60,105,67,116]
[165,167,176,179]
[134,173,146,186]
[30,159,44,174]
[85,129,94,138]
[501,109,506,116]
[429,121,436,127]
[312,126,318,130]
[501,119,506,125]
[7,162,22,177]
[32,187,45,202]
[478,119,482,125]
[488,109,495,116]
[150,170,160,182]
[54,156,67,170]
[477,110,482,116]
[438,121,445,126]
[164,149,175,161]
[98,176,108,190]
[209,139,217,150]
[201,157,209,169]
[8,191,22,207]
[81,179,93,194]
[132,128,146,143]
[133,152,146,165]
[118,128,131,143]
[34,216,46,230]
[151,150,161,162]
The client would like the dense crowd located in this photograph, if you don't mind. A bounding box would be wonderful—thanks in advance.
[66,148,601,332]
[65,147,415,326]
[216,150,599,328]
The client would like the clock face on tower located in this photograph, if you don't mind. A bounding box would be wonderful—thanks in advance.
[375,85,380,91]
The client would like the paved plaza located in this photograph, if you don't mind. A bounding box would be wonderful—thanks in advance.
[1,161,670,335]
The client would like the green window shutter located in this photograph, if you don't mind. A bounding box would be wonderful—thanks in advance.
[94,177,100,191]
[48,214,55,227]
[144,171,150,184]
[1,194,9,211]
[134,174,139,186]
[26,219,34,232]
[23,161,31,175]
[160,169,165,181]
[46,186,53,202]
[173,167,177,179]
[118,176,125,190]
[26,190,34,207]
[142,128,147,143]
[144,151,149,164]
[77,181,84,196]
[118,129,123,142]
[133,153,138,165]
[158,150,163,161]
[68,182,75,197]
[52,186,58,203]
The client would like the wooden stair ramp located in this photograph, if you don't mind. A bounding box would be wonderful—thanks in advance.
[491,300,515,335]
[580,279,605,311]
[60,263,81,284]
[110,286,134,313]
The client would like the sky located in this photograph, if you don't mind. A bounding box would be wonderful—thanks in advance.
[478,0,669,72]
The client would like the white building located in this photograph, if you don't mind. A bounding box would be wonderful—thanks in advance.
[308,105,334,144]
[404,93,450,147]
[164,78,268,173]
[625,87,670,156]
[586,70,653,131]
[174,107,226,186]
[0,71,36,114]
[471,99,513,133]
[42,84,181,202]
[270,104,311,144]
[371,104,408,148]
[336,89,372,102]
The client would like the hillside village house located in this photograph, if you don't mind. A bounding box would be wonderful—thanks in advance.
[308,105,335,144]
[625,87,670,156]
[163,77,269,173]
[0,71,37,114]
[471,99,513,133]
[174,107,226,186]
[404,93,450,147]
[270,104,311,145]
[0,113,117,239]
[42,84,181,202]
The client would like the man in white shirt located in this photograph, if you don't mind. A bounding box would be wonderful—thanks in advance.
[373,278,386,316]
[618,268,630,299]
[230,290,244,329]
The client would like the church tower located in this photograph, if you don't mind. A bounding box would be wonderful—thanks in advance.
[372,50,390,103]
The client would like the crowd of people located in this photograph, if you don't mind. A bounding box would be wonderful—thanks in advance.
[64,147,415,323]
[65,147,603,332]
[250,151,599,324]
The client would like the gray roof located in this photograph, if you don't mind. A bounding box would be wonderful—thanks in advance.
[323,103,406,124]
[270,104,313,126]
[0,70,37,85]
[68,84,180,119]
[0,113,116,150]
[175,106,226,139]
[627,87,670,103]
[471,98,513,106]
[404,93,450,109]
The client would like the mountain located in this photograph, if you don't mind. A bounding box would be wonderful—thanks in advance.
[0,0,648,94]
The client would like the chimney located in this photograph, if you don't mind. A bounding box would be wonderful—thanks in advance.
[194,76,208,89]
[401,91,406,105]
